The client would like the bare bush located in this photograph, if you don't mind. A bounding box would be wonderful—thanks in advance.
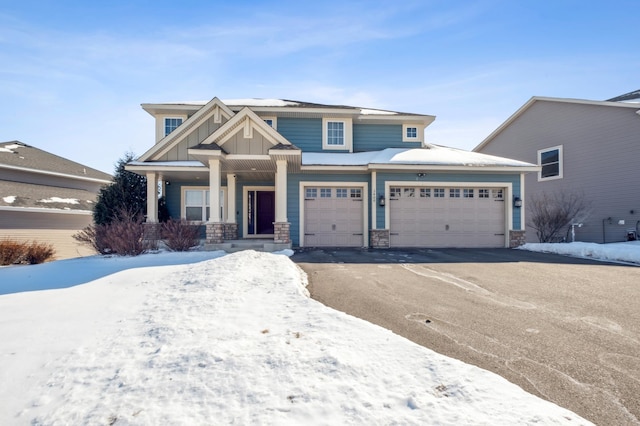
[0,239,28,265]
[527,190,591,243]
[74,208,155,256]
[23,241,56,264]
[161,219,200,251]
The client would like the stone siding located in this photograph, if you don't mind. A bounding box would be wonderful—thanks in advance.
[370,229,390,248]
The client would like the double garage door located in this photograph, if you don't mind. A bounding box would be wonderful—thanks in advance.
[304,186,364,247]
[389,186,506,248]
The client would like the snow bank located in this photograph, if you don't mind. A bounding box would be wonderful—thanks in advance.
[0,251,590,425]
[519,241,640,265]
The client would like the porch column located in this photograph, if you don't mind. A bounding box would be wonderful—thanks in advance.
[144,172,161,241]
[224,173,238,240]
[206,158,224,243]
[146,172,158,223]
[274,159,291,245]
[275,160,288,222]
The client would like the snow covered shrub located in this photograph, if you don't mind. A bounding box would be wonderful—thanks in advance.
[161,218,200,251]
[0,239,28,265]
[23,241,55,264]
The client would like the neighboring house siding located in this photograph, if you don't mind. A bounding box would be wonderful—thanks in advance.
[375,172,522,230]
[353,124,421,151]
[478,101,640,243]
[0,210,95,259]
[277,118,323,151]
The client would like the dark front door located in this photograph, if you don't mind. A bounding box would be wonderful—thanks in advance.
[247,190,275,235]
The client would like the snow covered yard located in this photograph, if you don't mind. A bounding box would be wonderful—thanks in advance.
[0,250,592,425]
[519,240,640,265]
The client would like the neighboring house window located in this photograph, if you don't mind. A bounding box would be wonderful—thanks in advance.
[402,124,423,142]
[164,117,183,136]
[538,145,563,181]
[322,118,352,150]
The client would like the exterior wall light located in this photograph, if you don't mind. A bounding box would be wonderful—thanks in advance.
[513,196,522,208]
[379,195,385,207]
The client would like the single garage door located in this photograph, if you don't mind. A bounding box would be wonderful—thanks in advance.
[389,186,506,247]
[304,186,364,247]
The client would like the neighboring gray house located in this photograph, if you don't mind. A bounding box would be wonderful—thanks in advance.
[0,141,112,259]
[126,97,538,250]
[474,92,640,243]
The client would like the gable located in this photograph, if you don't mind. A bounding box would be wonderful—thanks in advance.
[139,98,235,162]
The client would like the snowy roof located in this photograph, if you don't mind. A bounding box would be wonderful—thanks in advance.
[0,180,97,212]
[0,141,112,182]
[303,146,537,168]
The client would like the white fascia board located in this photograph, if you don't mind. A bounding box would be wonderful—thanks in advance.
[300,165,370,172]
[368,164,540,173]
[125,162,208,173]
[0,163,112,184]
[267,149,300,156]
[0,205,93,215]
[356,114,435,126]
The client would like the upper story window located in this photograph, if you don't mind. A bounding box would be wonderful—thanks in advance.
[263,117,277,129]
[322,118,352,151]
[402,124,423,142]
[538,145,563,181]
[164,117,183,136]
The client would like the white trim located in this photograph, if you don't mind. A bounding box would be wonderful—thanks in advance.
[298,181,369,248]
[0,206,92,215]
[369,164,541,172]
[0,163,111,184]
[519,173,526,231]
[322,117,353,152]
[537,145,563,181]
[402,124,424,143]
[242,186,275,239]
[262,116,277,130]
[383,181,512,247]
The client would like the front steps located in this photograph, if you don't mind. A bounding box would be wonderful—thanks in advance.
[204,239,292,253]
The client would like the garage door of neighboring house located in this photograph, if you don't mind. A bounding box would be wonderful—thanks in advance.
[304,187,364,247]
[389,186,506,247]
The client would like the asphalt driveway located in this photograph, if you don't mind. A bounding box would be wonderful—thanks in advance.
[292,248,640,426]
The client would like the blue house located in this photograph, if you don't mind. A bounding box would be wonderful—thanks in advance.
[126,97,537,249]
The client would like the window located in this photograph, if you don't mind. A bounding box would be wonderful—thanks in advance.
[492,189,504,200]
[305,188,318,199]
[320,188,332,198]
[263,117,277,129]
[322,118,352,150]
[463,189,474,198]
[449,188,461,198]
[336,188,348,198]
[538,145,563,180]
[185,189,209,221]
[327,121,344,146]
[433,188,445,198]
[479,189,490,198]
[164,117,183,136]
[350,188,362,198]
[403,124,423,142]
[420,188,431,198]
[390,187,402,198]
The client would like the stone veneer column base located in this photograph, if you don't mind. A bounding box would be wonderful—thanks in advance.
[206,222,225,244]
[144,222,161,241]
[509,230,526,248]
[370,229,390,248]
[223,223,238,240]
[273,222,291,244]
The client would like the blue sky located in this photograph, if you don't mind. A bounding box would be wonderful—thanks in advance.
[1,0,638,174]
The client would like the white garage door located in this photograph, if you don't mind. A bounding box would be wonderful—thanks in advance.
[304,187,364,247]
[389,186,506,248]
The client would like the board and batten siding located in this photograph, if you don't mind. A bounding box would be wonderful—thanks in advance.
[0,210,95,259]
[478,100,640,243]
[158,115,224,161]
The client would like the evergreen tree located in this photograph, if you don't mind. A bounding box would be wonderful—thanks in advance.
[93,153,147,225]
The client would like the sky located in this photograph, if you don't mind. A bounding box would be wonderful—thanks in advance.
[1,0,638,174]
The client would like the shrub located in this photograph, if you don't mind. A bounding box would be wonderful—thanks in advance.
[161,219,201,251]
[0,239,55,265]
[23,241,56,264]
[0,239,28,265]
[74,208,156,256]
[528,190,591,243]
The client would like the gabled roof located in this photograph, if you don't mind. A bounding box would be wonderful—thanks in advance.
[0,141,112,183]
[0,180,97,213]
[473,96,640,152]
[139,97,235,162]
